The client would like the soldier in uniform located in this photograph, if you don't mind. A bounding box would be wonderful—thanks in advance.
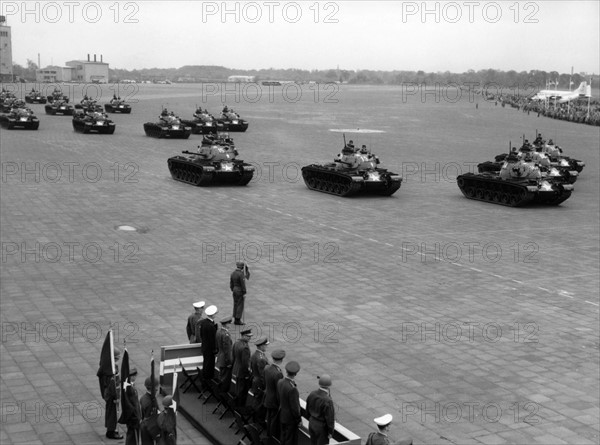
[278,361,301,445]
[364,414,412,445]
[199,305,219,381]
[99,348,123,440]
[249,337,270,422]
[306,375,335,445]
[186,301,204,343]
[157,396,177,445]
[120,367,141,445]
[264,349,286,439]
[230,262,247,325]
[140,377,159,445]
[231,328,253,406]
[216,316,234,390]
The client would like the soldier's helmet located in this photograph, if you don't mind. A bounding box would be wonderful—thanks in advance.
[360,145,368,154]
[342,146,355,155]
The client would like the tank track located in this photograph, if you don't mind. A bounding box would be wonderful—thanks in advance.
[144,123,191,139]
[0,118,39,130]
[167,157,254,186]
[72,119,115,134]
[301,165,401,197]
[457,173,572,207]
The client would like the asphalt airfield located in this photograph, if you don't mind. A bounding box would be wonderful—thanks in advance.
[1,82,599,444]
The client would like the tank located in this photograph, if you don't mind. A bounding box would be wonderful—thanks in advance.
[74,99,99,113]
[25,91,47,104]
[181,109,224,134]
[457,158,573,207]
[46,91,69,104]
[216,109,249,132]
[167,140,254,186]
[72,108,116,134]
[1,97,19,113]
[104,98,132,114]
[478,152,578,184]
[0,107,40,130]
[144,113,192,139]
[539,142,585,173]
[45,100,74,115]
[301,144,402,197]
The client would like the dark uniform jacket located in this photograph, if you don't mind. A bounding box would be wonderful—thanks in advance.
[232,339,251,385]
[199,318,218,354]
[186,312,202,342]
[250,349,269,394]
[365,431,413,445]
[277,377,301,424]
[157,408,177,445]
[216,328,233,368]
[119,383,141,427]
[263,363,283,409]
[230,269,246,295]
[306,388,335,435]
[139,392,158,419]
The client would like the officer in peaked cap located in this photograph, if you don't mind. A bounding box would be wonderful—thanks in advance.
[264,349,286,438]
[367,414,413,445]
[278,360,301,444]
[140,376,159,445]
[187,301,205,343]
[230,262,247,325]
[249,337,270,420]
[306,374,335,444]
[199,305,219,381]
[231,328,253,405]
[216,316,234,390]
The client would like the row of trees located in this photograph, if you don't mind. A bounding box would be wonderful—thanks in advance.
[12,61,599,91]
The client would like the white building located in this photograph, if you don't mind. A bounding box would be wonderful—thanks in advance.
[0,15,13,81]
[36,66,74,83]
[65,54,109,83]
[227,75,255,83]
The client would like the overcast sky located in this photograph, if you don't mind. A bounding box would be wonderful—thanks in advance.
[3,1,599,74]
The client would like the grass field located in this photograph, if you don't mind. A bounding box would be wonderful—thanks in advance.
[1,82,599,444]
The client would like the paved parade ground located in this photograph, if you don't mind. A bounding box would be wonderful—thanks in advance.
[1,83,599,444]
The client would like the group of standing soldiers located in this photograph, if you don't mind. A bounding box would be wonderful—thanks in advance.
[185,299,336,445]
[97,349,177,445]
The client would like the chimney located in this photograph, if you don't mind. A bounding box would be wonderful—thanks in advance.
[94,54,96,62]
[87,54,90,61]
[100,54,103,63]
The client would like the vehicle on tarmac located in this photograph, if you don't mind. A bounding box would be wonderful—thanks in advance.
[216,106,249,132]
[144,110,192,139]
[0,106,40,130]
[301,138,402,197]
[181,107,224,134]
[72,105,116,134]
[25,90,47,104]
[458,154,573,206]
[45,100,74,115]
[167,135,254,186]
[104,95,132,114]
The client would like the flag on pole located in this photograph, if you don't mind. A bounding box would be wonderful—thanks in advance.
[96,330,115,396]
[150,351,156,403]
[172,365,180,414]
[118,349,133,425]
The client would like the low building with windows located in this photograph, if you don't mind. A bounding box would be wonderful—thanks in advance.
[65,54,109,83]
[227,75,256,83]
[36,66,74,83]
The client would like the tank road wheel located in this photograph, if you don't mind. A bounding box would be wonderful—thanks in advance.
[457,177,465,188]
[465,187,475,197]
[475,188,485,199]
[509,194,519,206]
[484,190,493,201]
[500,193,510,205]
[491,192,500,202]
